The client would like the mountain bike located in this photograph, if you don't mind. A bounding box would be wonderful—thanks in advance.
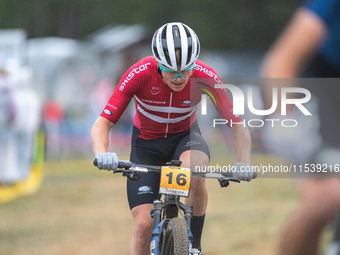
[94,155,257,255]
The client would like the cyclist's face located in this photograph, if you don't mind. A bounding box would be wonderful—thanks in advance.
[159,65,195,92]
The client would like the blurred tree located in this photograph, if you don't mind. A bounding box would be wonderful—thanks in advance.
[0,0,300,50]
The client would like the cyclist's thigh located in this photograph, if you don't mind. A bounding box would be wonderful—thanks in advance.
[127,127,168,210]
[127,151,163,210]
[299,178,340,218]
[126,171,160,210]
[173,130,210,167]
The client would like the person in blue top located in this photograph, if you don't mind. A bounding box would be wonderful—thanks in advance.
[261,0,340,254]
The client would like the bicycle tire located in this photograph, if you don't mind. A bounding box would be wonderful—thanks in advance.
[161,217,189,255]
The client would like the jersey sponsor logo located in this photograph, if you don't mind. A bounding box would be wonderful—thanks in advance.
[119,62,151,91]
[141,99,166,104]
[138,186,153,195]
[104,109,112,115]
[151,86,161,95]
[195,64,223,84]
[185,141,200,147]
[182,100,192,104]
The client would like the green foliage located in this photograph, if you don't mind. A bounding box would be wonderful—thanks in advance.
[0,0,300,50]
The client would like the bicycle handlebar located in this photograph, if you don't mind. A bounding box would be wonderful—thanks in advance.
[93,157,257,182]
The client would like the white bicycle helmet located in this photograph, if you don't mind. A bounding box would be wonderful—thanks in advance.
[152,22,200,71]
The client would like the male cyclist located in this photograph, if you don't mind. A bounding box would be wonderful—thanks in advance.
[91,22,251,255]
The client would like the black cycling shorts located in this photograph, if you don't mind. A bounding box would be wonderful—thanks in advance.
[126,122,210,210]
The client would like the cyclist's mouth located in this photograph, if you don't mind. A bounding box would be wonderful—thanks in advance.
[167,80,188,91]
[172,82,185,87]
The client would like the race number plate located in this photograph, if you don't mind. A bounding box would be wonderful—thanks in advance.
[159,166,192,197]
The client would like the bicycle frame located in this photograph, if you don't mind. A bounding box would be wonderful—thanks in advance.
[152,195,193,228]
[151,194,194,254]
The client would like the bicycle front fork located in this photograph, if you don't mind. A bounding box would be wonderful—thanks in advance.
[151,197,193,228]
[150,198,194,254]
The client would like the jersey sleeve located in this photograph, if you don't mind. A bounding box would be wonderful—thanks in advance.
[214,87,243,126]
[100,64,140,124]
[193,61,243,127]
[206,81,243,127]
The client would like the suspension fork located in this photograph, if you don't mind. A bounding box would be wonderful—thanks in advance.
[151,195,193,228]
[176,199,193,227]
[150,195,194,254]
[152,199,163,229]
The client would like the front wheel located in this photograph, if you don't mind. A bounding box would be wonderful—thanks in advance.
[161,217,189,255]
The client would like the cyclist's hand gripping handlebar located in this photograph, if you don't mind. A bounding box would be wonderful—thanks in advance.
[93,153,119,170]
[232,162,257,182]
[93,153,133,170]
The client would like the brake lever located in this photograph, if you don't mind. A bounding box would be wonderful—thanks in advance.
[113,170,124,173]
[218,177,240,188]
[122,171,141,181]
[218,178,229,188]
[228,178,241,183]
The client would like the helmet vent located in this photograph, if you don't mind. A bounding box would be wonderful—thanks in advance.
[151,22,200,71]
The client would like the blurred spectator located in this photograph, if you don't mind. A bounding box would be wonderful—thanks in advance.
[0,67,17,184]
[0,62,40,184]
[261,0,340,254]
[42,100,64,159]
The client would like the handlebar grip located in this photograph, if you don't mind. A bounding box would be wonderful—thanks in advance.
[93,153,120,170]
[118,160,133,168]
[232,172,256,182]
[232,163,257,182]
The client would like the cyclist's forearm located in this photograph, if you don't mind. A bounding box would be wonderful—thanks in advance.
[91,117,115,155]
[231,125,251,164]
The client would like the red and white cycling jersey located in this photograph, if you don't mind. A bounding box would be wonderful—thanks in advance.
[100,56,242,140]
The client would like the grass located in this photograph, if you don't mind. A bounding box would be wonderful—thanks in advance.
[0,156,299,255]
